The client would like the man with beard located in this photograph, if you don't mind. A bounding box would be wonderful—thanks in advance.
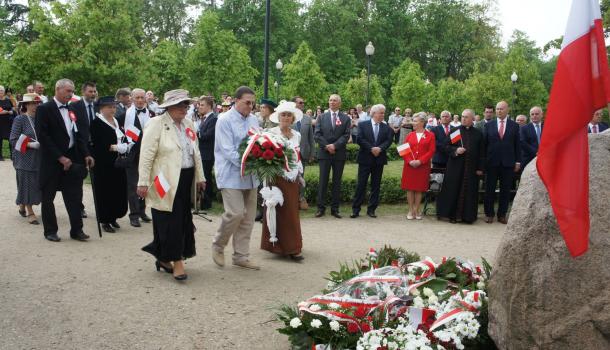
[435,109,485,224]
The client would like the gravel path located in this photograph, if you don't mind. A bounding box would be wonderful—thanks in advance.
[0,162,505,349]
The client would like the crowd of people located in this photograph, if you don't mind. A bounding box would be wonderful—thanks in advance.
[2,79,608,282]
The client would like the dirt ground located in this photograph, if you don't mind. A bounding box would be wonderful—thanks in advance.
[0,162,506,350]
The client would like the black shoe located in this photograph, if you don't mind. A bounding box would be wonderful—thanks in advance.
[367,211,377,218]
[255,211,263,222]
[174,274,188,281]
[101,223,116,233]
[81,209,88,218]
[289,254,304,262]
[155,260,173,274]
[140,214,152,223]
[45,234,61,242]
[130,218,141,227]
[110,221,120,229]
[18,208,26,217]
[70,231,90,241]
[350,213,359,218]
[331,211,342,219]
[314,210,325,218]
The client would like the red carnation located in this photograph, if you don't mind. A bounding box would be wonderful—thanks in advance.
[251,147,263,158]
[361,323,371,333]
[262,149,275,160]
[261,140,273,149]
[354,306,368,319]
[347,322,359,334]
[275,147,284,157]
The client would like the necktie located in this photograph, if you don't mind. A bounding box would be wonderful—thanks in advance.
[499,119,505,139]
[535,124,541,143]
[444,124,449,135]
[373,123,379,142]
[136,109,145,115]
[87,103,94,123]
[296,120,301,131]
[332,112,337,129]
[593,125,598,134]
[59,105,68,109]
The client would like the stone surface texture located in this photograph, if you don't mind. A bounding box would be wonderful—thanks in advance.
[489,132,610,349]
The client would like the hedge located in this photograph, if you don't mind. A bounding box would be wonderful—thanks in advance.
[308,142,402,164]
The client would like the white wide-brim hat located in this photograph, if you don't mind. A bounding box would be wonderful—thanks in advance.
[270,101,303,124]
[158,89,195,108]
[19,93,42,105]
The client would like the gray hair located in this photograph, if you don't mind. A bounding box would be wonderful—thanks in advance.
[462,109,475,118]
[369,104,385,115]
[329,94,341,102]
[115,87,131,99]
[55,78,74,90]
[530,106,543,114]
[413,111,427,123]
[131,88,146,97]
[440,110,451,117]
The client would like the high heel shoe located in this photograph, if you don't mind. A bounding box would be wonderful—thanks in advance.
[289,254,304,262]
[173,274,188,281]
[155,260,173,274]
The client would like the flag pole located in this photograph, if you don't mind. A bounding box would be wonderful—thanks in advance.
[88,168,102,238]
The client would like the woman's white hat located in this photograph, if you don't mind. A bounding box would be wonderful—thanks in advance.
[19,93,42,104]
[159,89,195,108]
[270,101,303,124]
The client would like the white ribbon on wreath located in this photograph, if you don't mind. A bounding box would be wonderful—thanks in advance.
[260,185,284,245]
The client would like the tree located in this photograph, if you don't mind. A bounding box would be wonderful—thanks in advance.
[184,11,257,97]
[339,69,384,108]
[137,40,187,95]
[139,0,203,45]
[390,58,431,111]
[281,42,329,108]
[0,0,34,55]
[427,78,469,115]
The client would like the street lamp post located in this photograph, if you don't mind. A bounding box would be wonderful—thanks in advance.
[511,71,518,115]
[262,0,271,98]
[365,41,375,108]
[276,59,283,101]
[274,81,279,101]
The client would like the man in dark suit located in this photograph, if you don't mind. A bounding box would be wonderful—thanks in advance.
[36,79,94,242]
[197,95,217,209]
[588,109,609,133]
[114,87,131,124]
[483,101,521,224]
[350,104,392,218]
[431,110,452,168]
[520,106,544,169]
[475,105,495,131]
[71,81,98,218]
[292,96,314,210]
[314,94,351,218]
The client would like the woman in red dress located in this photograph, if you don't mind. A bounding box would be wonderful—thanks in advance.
[401,114,436,220]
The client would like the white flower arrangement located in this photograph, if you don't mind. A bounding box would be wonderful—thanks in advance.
[290,317,302,328]
[329,320,341,332]
[310,319,323,329]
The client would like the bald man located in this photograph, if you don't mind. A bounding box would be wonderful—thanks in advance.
[520,106,544,169]
[483,101,521,224]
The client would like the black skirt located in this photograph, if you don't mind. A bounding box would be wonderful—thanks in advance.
[142,168,196,262]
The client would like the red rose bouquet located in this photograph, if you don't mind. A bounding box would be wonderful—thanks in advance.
[239,128,295,185]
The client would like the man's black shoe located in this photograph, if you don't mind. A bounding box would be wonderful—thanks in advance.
[102,223,116,233]
[45,234,61,242]
[140,214,152,223]
[331,211,342,219]
[314,210,325,218]
[350,213,359,218]
[130,218,141,227]
[367,211,377,218]
[71,231,90,241]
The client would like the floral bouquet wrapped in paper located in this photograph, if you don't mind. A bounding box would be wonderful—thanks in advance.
[239,127,295,185]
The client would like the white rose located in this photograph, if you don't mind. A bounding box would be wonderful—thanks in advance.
[310,319,323,328]
[413,296,425,308]
[428,295,439,304]
[476,281,485,290]
[329,320,341,331]
[290,317,302,328]
[423,287,434,297]
[328,302,341,310]
[309,304,321,312]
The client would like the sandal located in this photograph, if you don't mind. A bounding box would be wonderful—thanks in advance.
[27,214,39,225]
[18,207,26,217]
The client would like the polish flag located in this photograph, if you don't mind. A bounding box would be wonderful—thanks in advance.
[154,172,170,198]
[536,0,610,257]
[407,307,436,329]
[397,142,412,157]
[14,134,30,153]
[125,126,141,142]
[450,129,461,144]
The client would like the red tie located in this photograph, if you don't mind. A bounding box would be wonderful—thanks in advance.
[499,119,505,139]
[444,124,449,135]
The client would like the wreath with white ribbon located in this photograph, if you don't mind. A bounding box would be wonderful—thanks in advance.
[260,185,284,244]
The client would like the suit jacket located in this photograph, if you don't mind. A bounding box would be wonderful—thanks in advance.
[138,113,205,211]
[588,122,609,133]
[431,124,451,166]
[356,120,392,166]
[520,122,543,168]
[298,114,315,160]
[198,112,217,161]
[483,118,521,168]
[114,103,127,126]
[314,111,351,160]
[475,119,492,131]
[36,100,90,186]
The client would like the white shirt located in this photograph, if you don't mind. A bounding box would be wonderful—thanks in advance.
[54,97,74,148]
[359,111,370,121]
[450,121,461,127]
[389,114,403,127]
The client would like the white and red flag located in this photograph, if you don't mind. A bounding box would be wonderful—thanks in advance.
[537,0,610,257]
[397,142,413,158]
[450,129,461,144]
[14,134,30,153]
[125,126,141,142]
[154,172,170,199]
[408,307,436,329]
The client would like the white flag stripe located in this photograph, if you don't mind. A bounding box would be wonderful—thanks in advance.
[562,0,601,48]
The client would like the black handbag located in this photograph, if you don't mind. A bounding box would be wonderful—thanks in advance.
[114,136,132,169]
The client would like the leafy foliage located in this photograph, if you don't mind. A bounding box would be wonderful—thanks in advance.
[282,42,329,107]
[391,58,432,111]
[339,69,385,108]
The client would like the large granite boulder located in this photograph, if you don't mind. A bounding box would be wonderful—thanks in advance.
[488,132,610,349]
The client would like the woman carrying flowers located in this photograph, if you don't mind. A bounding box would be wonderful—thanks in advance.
[260,101,304,261]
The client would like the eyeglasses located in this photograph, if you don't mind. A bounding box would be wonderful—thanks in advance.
[297,101,305,105]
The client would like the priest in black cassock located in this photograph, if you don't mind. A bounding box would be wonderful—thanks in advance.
[436,109,485,224]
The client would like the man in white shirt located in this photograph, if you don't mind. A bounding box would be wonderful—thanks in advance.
[356,104,370,121]
[388,107,403,144]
